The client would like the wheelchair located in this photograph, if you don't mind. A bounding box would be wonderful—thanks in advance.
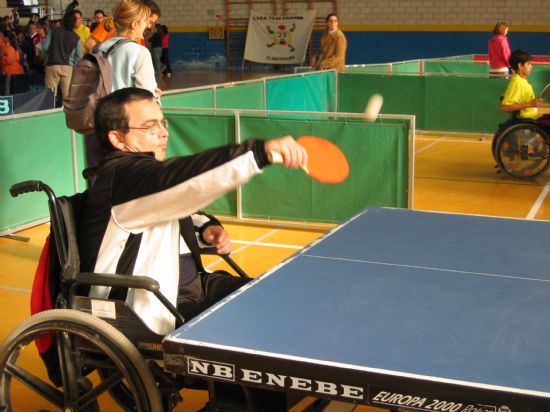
[492,113,550,180]
[0,180,249,411]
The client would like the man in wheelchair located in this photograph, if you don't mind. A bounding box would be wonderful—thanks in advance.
[78,87,305,409]
[493,49,550,179]
[81,87,306,335]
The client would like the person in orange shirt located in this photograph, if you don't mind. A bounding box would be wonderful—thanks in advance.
[2,31,25,75]
[85,0,160,51]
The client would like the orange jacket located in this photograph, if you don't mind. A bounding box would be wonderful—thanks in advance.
[3,44,25,75]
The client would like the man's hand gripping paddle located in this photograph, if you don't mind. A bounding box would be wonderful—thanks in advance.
[269,136,350,184]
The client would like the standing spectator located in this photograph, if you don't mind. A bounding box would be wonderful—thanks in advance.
[73,10,90,54]
[90,9,105,32]
[34,23,48,71]
[488,21,511,78]
[30,14,40,25]
[311,13,347,71]
[84,12,115,51]
[39,16,50,33]
[160,24,172,78]
[43,12,82,104]
[148,24,162,77]
[23,21,40,72]
[2,31,25,75]
[9,7,20,28]
[3,16,15,33]
[84,0,159,169]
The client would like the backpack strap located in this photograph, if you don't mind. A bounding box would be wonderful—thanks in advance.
[105,38,135,57]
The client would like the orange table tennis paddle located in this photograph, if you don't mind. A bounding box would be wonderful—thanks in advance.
[269,136,349,184]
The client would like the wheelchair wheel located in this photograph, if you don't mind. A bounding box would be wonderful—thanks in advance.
[0,309,163,412]
[494,122,550,179]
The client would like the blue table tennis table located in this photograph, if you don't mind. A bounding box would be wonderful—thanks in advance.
[163,207,550,411]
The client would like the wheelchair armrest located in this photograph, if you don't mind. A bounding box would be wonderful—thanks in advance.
[73,272,185,325]
[74,272,160,292]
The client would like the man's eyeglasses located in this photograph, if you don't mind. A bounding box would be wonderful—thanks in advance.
[127,119,168,135]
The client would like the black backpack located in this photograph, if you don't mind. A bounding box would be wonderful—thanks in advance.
[63,39,132,135]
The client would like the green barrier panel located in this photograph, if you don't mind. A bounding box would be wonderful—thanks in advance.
[344,64,391,74]
[161,89,214,108]
[339,73,427,128]
[239,116,409,222]
[423,60,489,74]
[215,82,264,110]
[392,61,420,74]
[424,76,508,132]
[338,73,510,133]
[163,112,236,215]
[526,65,550,95]
[266,72,336,112]
[0,111,78,232]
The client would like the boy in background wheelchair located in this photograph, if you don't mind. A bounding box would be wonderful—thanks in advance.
[493,50,550,179]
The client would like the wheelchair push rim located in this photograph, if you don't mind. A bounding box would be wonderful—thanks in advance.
[494,122,550,179]
[0,309,163,412]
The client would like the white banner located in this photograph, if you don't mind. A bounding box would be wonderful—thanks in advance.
[244,10,316,65]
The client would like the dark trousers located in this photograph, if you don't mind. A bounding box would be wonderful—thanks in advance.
[177,270,248,321]
[161,48,172,74]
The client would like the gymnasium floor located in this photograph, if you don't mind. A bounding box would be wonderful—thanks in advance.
[1,71,550,410]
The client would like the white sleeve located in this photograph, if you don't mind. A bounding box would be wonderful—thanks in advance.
[132,45,157,94]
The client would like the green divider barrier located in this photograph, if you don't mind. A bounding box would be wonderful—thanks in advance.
[266,71,336,112]
[239,116,409,222]
[215,82,264,110]
[392,61,420,74]
[339,73,427,127]
[0,111,79,233]
[423,60,489,74]
[164,110,410,223]
[338,73,510,133]
[161,88,214,109]
[164,112,237,215]
[345,64,391,74]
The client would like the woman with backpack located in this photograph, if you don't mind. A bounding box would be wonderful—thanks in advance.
[96,0,158,96]
[84,0,159,169]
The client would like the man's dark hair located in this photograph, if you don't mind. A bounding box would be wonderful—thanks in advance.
[62,11,77,31]
[509,49,533,71]
[73,9,82,18]
[94,9,105,16]
[94,87,157,152]
[325,13,338,23]
[142,0,161,17]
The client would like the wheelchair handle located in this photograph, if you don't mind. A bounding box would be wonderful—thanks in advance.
[10,180,48,197]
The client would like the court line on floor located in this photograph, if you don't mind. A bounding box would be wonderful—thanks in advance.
[0,284,31,293]
[417,136,491,144]
[231,240,302,249]
[415,136,447,154]
[526,182,550,219]
[415,175,541,187]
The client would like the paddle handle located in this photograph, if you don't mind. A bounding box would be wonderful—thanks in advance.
[268,150,309,175]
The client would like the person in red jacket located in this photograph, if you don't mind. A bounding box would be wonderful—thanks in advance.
[488,21,511,78]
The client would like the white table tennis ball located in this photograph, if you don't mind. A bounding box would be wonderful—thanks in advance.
[364,94,384,122]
